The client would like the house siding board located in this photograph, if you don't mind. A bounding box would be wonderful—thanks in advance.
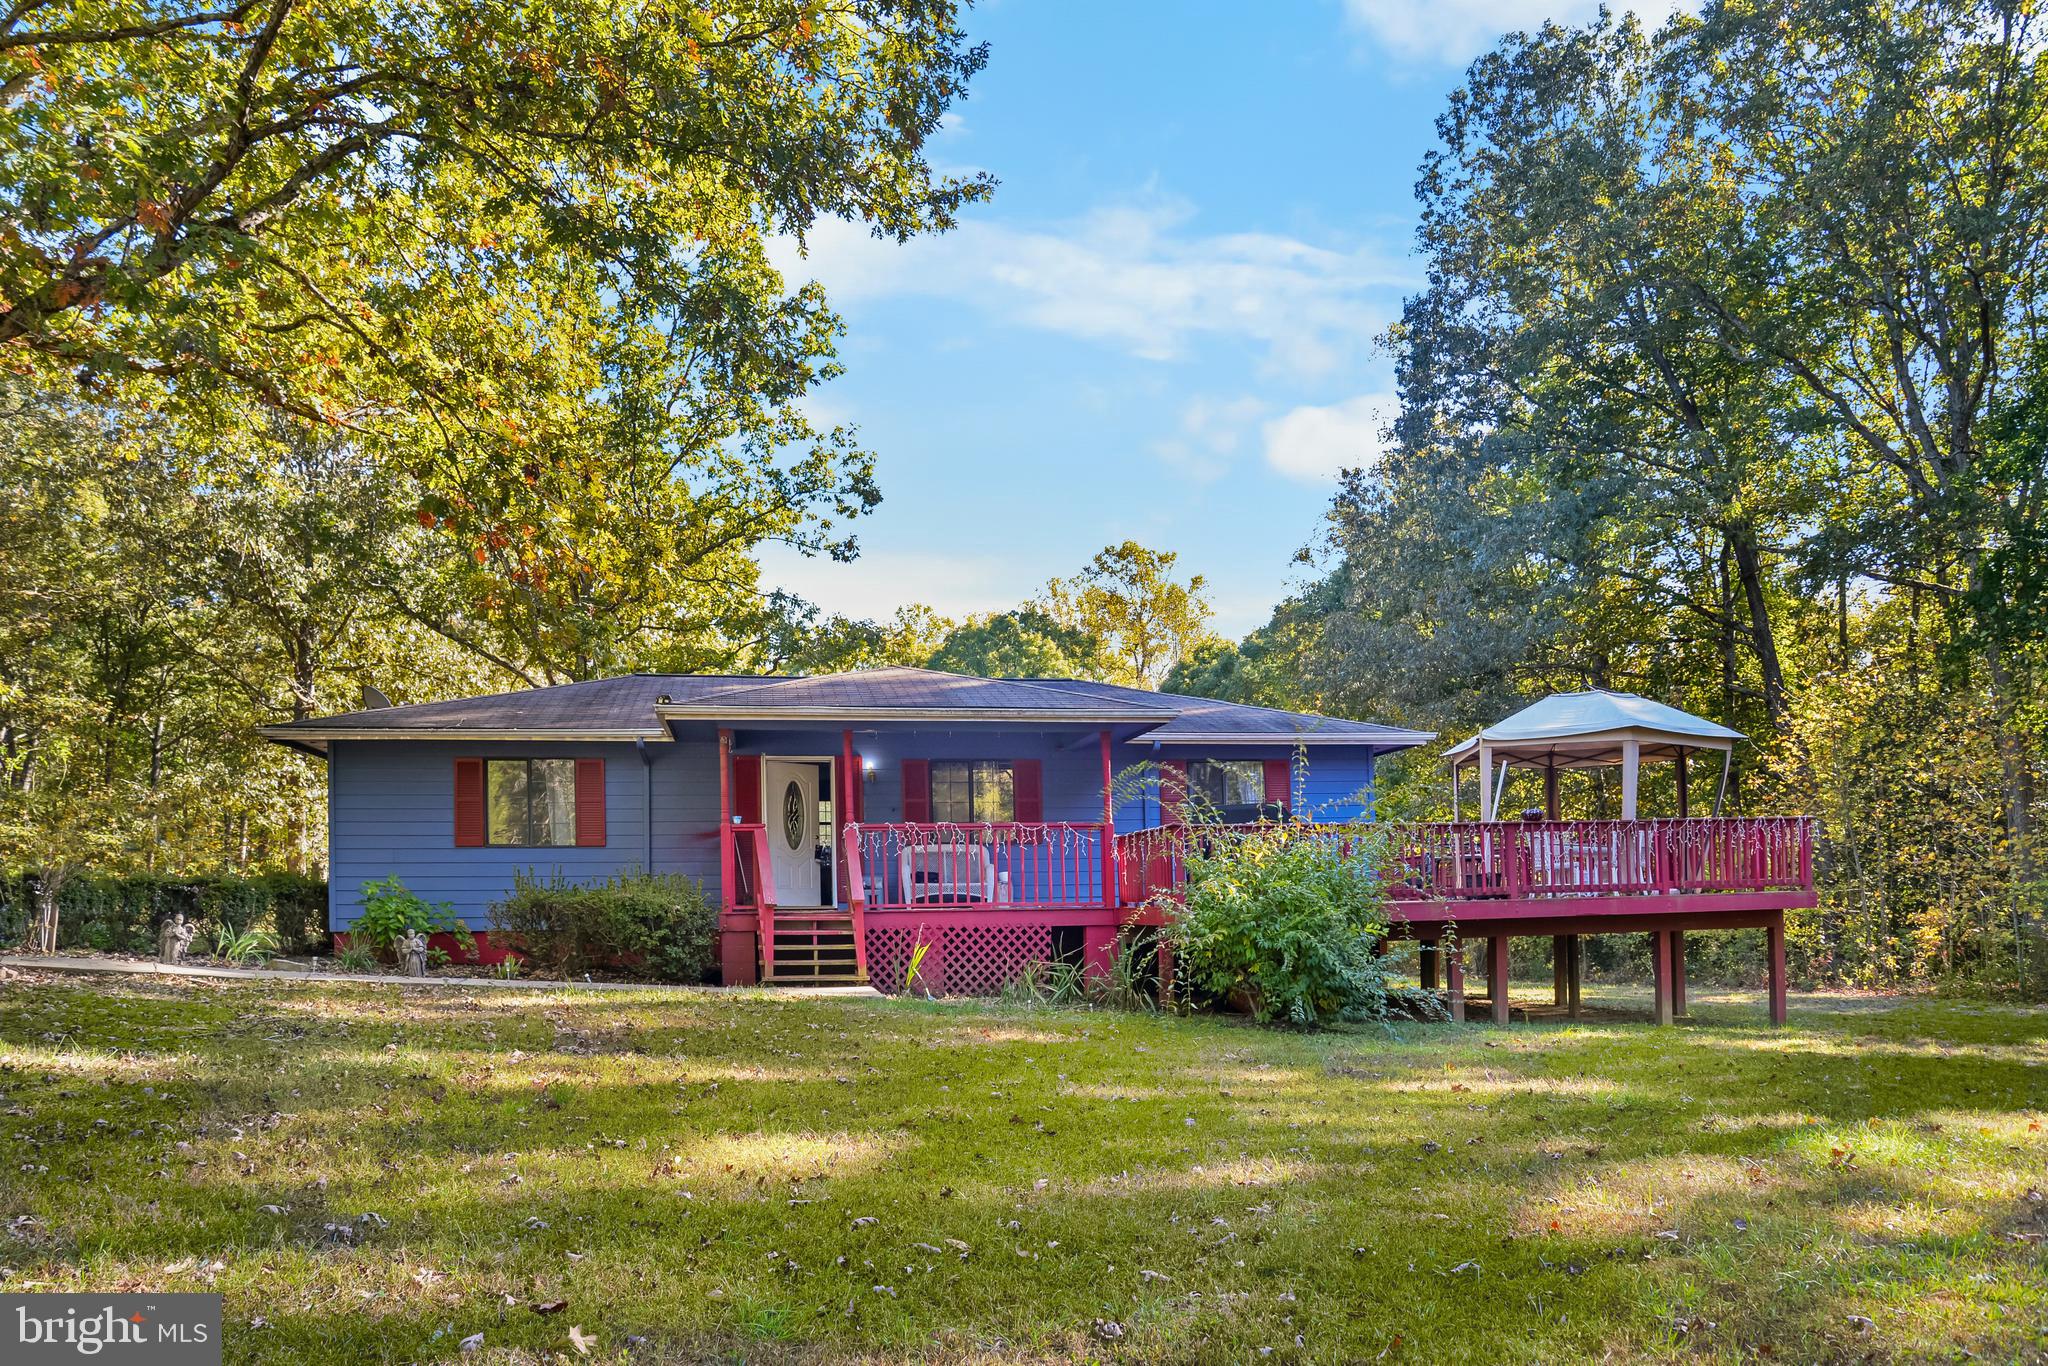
[328,739,674,932]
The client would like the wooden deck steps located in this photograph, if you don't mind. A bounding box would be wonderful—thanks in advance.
[762,908,866,986]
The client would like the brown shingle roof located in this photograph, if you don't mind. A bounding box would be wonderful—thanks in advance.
[259,667,1432,754]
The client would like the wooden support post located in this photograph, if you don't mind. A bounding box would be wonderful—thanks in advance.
[1420,940,1439,992]
[1543,763,1561,821]
[1552,935,1569,1005]
[1157,941,1175,1009]
[1488,935,1511,1025]
[1446,942,1466,1023]
[1651,930,1674,1026]
[1100,729,1117,908]
[717,728,734,909]
[839,729,856,903]
[1675,751,1690,819]
[1671,929,1688,1019]
[1767,914,1787,1027]
[1566,935,1582,1019]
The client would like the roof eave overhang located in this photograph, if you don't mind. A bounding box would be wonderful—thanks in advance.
[1132,732,1437,747]
[256,726,671,743]
[656,706,1172,725]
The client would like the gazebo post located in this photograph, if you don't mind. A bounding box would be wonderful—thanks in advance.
[1477,743,1495,821]
[1713,751,1732,816]
[1675,751,1689,819]
[1543,759,1560,821]
[1621,738,1641,821]
[1451,757,1461,822]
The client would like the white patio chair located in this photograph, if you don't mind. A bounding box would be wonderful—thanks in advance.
[899,841,1003,904]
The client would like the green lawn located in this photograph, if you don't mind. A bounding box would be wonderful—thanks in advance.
[0,974,2043,1364]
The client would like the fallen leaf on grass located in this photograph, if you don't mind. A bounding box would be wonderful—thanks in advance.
[568,1324,593,1354]
[532,1300,567,1315]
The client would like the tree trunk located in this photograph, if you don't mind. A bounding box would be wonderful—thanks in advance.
[1726,523,1786,728]
[1717,537,1740,721]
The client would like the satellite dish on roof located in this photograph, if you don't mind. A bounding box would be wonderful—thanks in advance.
[360,684,393,709]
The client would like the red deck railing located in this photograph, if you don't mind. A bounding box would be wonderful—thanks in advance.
[1115,816,1815,906]
[845,821,1112,910]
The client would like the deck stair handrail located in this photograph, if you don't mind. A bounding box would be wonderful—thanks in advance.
[1114,815,1815,905]
[728,823,778,978]
[848,821,1110,910]
[840,823,870,979]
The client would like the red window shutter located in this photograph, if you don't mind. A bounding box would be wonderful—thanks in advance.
[901,759,930,823]
[454,758,486,846]
[574,759,606,846]
[732,754,762,824]
[1013,759,1044,823]
[1159,759,1189,826]
[1263,758,1292,814]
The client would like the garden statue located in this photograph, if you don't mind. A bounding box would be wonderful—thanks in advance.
[157,914,196,965]
[398,929,430,977]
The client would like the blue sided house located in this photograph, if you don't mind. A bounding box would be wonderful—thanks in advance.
[261,667,1433,990]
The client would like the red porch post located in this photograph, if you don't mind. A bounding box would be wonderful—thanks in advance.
[1488,934,1511,1025]
[718,728,733,907]
[1767,912,1788,1026]
[717,728,758,987]
[1651,930,1674,1026]
[840,728,856,903]
[1100,729,1117,909]
[1446,939,1466,1022]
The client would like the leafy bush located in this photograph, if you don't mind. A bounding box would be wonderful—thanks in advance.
[1161,821,1393,1027]
[0,870,328,955]
[489,871,716,982]
[352,876,471,959]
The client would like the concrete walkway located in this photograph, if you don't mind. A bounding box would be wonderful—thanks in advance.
[0,954,882,999]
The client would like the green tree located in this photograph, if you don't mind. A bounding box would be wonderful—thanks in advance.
[927,608,1112,679]
[1041,542,1215,688]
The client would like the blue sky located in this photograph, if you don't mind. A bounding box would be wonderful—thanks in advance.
[762,0,1672,637]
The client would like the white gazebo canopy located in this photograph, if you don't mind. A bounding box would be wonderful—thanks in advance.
[1443,690,1744,821]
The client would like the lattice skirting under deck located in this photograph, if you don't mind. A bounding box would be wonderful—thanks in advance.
[866,922,1055,996]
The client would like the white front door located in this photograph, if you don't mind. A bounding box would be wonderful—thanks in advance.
[763,760,822,906]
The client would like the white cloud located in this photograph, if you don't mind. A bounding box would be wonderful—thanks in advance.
[1261,393,1398,485]
[1341,0,1690,66]
[770,199,1412,378]
[756,545,1028,624]
[1149,395,1267,482]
